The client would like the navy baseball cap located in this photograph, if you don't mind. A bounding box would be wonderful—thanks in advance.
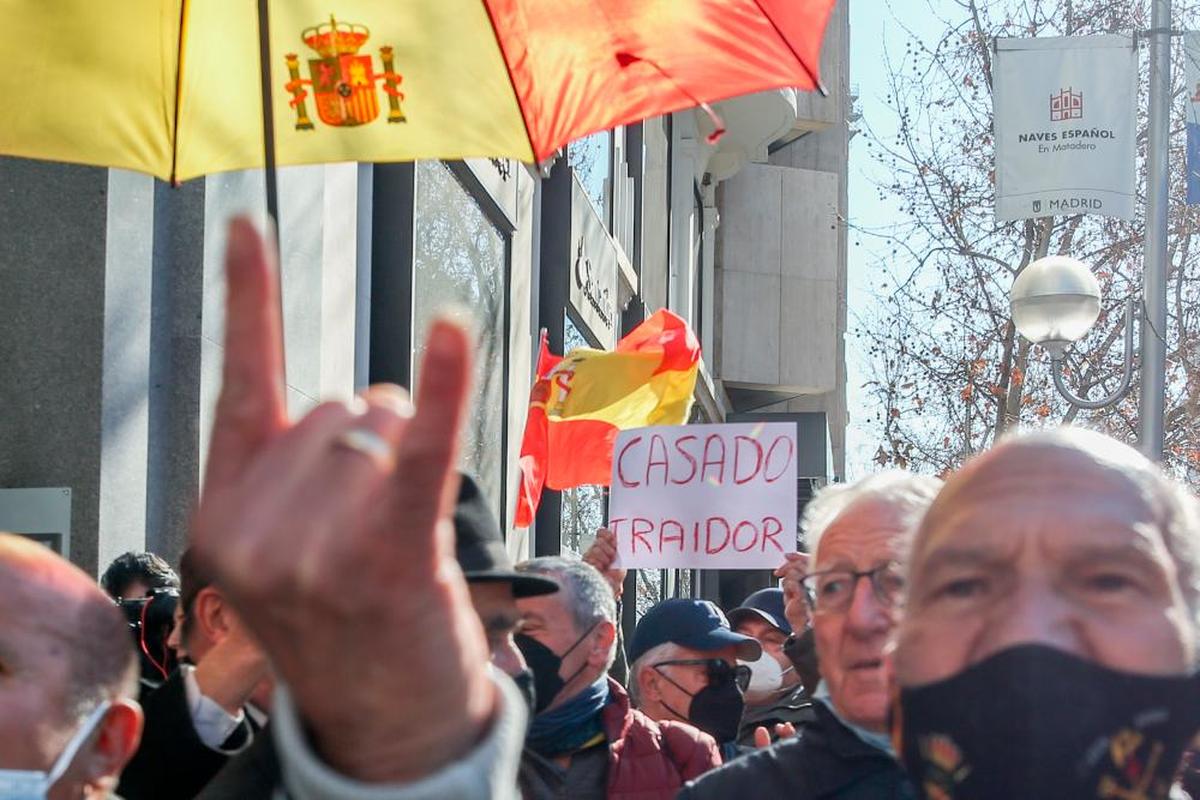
[728,587,791,636]
[629,598,761,663]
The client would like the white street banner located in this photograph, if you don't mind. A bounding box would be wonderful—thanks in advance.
[608,422,797,569]
[1185,32,1200,205]
[993,35,1136,221]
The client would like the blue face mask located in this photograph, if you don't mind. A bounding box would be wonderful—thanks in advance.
[0,700,112,800]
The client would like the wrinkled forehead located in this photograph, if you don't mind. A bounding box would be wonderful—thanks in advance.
[913,442,1164,568]
[815,498,912,567]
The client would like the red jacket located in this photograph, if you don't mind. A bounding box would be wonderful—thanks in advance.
[602,678,722,800]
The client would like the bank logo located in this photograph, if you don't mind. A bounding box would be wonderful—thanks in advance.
[283,15,407,130]
[1050,88,1083,122]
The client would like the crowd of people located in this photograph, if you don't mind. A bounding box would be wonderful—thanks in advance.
[5,217,1200,800]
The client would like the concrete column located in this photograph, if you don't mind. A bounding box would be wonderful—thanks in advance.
[669,114,701,322]
[143,178,206,564]
[200,166,361,488]
[0,159,110,576]
[96,170,155,572]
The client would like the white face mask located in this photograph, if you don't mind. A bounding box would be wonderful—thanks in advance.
[740,652,794,704]
[0,700,111,800]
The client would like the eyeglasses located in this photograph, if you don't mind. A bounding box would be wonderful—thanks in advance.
[653,658,751,693]
[800,561,905,614]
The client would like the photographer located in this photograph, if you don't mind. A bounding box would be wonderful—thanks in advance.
[117,548,270,800]
[101,551,179,601]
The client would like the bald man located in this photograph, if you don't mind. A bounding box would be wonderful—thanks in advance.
[893,428,1200,799]
[0,533,143,799]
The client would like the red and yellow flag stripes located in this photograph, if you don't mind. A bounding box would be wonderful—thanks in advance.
[514,310,700,528]
[1,0,836,182]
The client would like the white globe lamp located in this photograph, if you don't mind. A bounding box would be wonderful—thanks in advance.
[1009,255,1102,358]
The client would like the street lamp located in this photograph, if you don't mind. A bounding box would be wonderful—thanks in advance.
[1009,255,1135,410]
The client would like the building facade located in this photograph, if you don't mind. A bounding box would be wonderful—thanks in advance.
[0,1,850,625]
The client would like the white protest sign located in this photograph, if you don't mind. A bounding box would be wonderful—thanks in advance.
[993,35,1136,221]
[608,422,797,569]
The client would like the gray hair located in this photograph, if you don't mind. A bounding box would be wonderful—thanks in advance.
[627,641,681,707]
[516,556,616,632]
[802,470,943,559]
[517,556,617,669]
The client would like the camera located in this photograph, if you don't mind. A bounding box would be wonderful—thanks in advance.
[116,587,180,685]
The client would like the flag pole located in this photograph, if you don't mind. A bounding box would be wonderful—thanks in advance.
[1140,0,1170,460]
[257,0,281,237]
[256,0,288,383]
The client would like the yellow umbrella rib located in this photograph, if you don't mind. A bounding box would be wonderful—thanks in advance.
[169,0,190,184]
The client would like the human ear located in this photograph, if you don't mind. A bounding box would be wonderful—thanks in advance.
[77,700,143,791]
[637,664,661,705]
[192,587,226,644]
[589,622,617,668]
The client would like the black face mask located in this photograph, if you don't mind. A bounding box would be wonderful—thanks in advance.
[657,663,747,744]
[514,627,594,715]
[511,668,537,722]
[896,643,1200,800]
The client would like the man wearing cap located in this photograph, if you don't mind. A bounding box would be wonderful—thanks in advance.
[627,598,760,759]
[513,558,721,800]
[729,588,817,747]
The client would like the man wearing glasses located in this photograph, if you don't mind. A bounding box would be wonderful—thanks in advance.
[627,598,760,759]
[679,471,940,799]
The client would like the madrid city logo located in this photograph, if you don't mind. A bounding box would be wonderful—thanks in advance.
[1050,87,1083,122]
[283,15,407,130]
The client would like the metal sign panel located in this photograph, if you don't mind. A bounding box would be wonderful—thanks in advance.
[0,487,72,559]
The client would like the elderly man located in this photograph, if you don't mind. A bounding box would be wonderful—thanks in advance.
[728,588,816,747]
[892,428,1200,799]
[628,598,761,757]
[680,470,941,798]
[0,533,144,799]
[514,558,720,799]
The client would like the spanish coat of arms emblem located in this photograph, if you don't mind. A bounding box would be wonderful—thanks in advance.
[283,15,406,130]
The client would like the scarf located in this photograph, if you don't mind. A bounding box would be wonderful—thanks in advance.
[526,677,609,757]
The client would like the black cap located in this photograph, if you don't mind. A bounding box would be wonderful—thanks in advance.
[728,587,791,635]
[455,474,558,598]
[628,598,761,664]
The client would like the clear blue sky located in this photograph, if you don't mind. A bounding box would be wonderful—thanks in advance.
[844,0,954,477]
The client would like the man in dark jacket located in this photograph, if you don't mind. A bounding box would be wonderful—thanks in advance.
[514,558,721,800]
[680,471,940,799]
[729,587,817,747]
[117,548,269,800]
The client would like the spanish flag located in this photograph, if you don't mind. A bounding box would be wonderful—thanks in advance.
[514,310,700,528]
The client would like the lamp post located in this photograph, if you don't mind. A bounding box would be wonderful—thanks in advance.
[1010,0,1172,457]
[1141,0,1171,460]
[1009,255,1136,410]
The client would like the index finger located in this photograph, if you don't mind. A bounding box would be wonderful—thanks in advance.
[390,317,473,560]
[203,216,288,495]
